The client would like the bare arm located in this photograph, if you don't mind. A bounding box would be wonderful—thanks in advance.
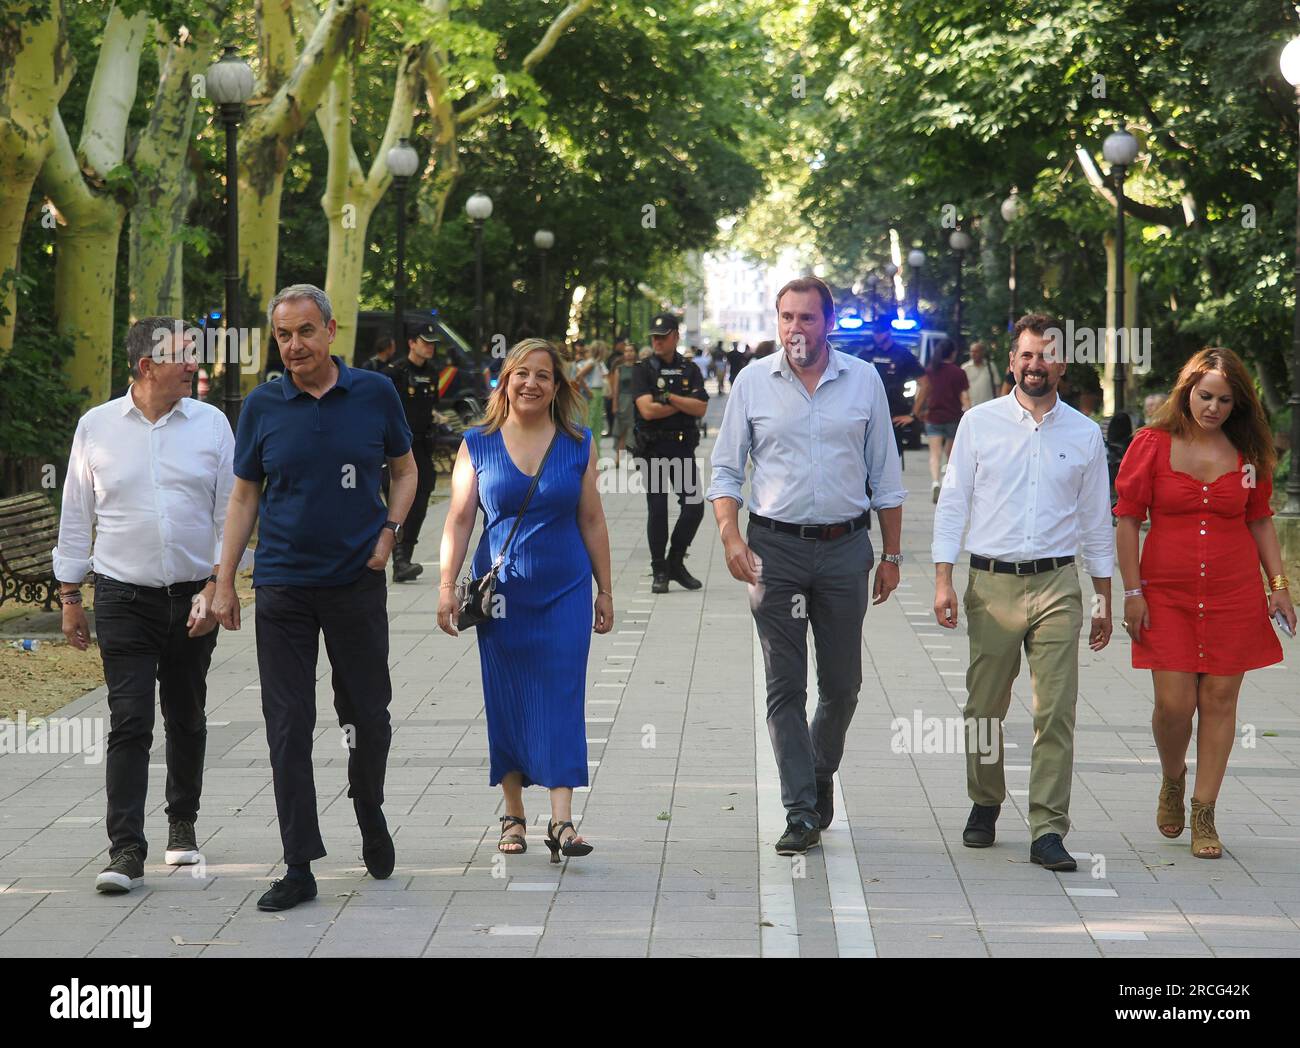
[913,375,930,420]
[436,442,480,636]
[373,450,418,568]
[577,438,615,634]
[212,478,261,630]
[1247,517,1287,581]
[713,495,758,584]
[668,392,707,418]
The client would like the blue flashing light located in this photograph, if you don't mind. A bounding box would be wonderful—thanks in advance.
[891,318,919,331]
[209,311,222,320]
[838,316,864,330]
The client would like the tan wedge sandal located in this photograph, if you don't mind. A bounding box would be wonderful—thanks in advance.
[1190,798,1222,859]
[1156,766,1187,838]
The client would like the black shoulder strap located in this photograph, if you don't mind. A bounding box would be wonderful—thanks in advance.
[491,428,561,569]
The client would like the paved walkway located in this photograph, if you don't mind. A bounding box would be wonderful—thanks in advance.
[2,390,1299,958]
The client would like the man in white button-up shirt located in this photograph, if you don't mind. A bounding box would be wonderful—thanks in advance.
[931,313,1113,872]
[53,318,234,895]
[709,277,907,856]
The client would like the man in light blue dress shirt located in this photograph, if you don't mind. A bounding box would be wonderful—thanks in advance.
[708,277,907,855]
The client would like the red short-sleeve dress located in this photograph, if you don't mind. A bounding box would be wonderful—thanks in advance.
[1113,427,1281,674]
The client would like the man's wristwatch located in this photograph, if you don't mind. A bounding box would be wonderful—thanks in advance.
[382,520,402,540]
[881,553,904,566]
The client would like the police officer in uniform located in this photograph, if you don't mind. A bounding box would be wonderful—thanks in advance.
[630,313,709,593]
[384,322,441,582]
[862,315,925,461]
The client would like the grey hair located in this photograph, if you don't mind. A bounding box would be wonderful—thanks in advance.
[267,283,333,329]
[126,317,185,379]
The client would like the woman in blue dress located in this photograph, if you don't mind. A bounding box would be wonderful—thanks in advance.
[437,339,614,861]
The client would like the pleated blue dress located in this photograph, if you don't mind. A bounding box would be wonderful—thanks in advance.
[464,425,592,788]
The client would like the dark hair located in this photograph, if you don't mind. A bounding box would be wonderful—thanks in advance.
[775,276,835,325]
[126,317,184,378]
[1010,312,1062,354]
[374,334,395,354]
[928,337,956,375]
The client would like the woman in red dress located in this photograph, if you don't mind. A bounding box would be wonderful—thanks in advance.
[1115,348,1295,859]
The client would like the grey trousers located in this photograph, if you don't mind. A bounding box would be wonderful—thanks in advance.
[747,522,874,827]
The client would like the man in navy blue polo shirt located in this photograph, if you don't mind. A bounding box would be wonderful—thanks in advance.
[212,283,418,912]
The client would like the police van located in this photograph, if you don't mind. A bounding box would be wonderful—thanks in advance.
[827,310,950,449]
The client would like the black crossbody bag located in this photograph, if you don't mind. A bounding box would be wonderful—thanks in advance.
[456,430,560,630]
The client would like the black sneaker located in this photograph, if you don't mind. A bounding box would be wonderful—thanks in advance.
[815,779,834,829]
[355,801,395,880]
[962,803,1000,848]
[165,817,201,866]
[257,876,318,911]
[651,565,670,594]
[775,818,820,856]
[666,552,702,590]
[1030,833,1077,872]
[95,846,145,894]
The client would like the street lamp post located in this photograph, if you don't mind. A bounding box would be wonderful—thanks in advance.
[1103,126,1139,417]
[591,257,606,340]
[465,192,493,356]
[1280,39,1300,516]
[949,229,972,348]
[1001,189,1021,332]
[883,262,898,317]
[865,273,879,321]
[534,229,555,333]
[386,137,420,359]
[906,249,926,319]
[206,45,255,430]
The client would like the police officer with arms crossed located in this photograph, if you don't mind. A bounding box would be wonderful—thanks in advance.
[630,312,709,593]
[384,322,441,582]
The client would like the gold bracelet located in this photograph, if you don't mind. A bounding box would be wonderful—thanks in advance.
[439,581,456,590]
[1270,574,1290,592]
[598,589,613,598]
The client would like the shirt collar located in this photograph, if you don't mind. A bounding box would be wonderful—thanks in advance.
[772,345,845,383]
[119,386,194,420]
[281,355,350,399]
[1007,388,1061,423]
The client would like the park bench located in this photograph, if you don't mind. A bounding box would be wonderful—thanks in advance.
[0,492,63,610]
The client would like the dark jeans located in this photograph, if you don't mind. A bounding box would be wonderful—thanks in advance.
[747,524,874,827]
[404,441,437,549]
[635,439,704,567]
[254,569,392,864]
[94,576,218,859]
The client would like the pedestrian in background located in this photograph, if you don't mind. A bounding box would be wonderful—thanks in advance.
[437,338,613,861]
[913,338,970,504]
[574,340,609,449]
[609,341,639,458]
[961,340,1000,407]
[1114,347,1295,859]
[360,334,396,372]
[384,322,442,582]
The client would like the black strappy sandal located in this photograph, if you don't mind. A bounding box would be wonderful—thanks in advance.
[545,819,593,864]
[497,815,527,854]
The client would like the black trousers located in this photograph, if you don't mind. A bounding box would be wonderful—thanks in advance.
[404,440,437,548]
[253,569,392,864]
[94,576,218,859]
[635,438,705,567]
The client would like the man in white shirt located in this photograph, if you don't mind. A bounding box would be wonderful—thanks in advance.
[54,318,234,894]
[931,313,1113,872]
[709,277,906,855]
[961,340,1001,407]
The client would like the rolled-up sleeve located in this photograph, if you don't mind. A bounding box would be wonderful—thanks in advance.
[52,417,96,584]
[864,369,905,510]
[931,413,976,565]
[707,375,750,508]
[1079,426,1115,578]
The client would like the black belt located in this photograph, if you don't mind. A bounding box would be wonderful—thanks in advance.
[638,429,695,443]
[749,511,870,541]
[96,575,209,597]
[970,555,1074,576]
